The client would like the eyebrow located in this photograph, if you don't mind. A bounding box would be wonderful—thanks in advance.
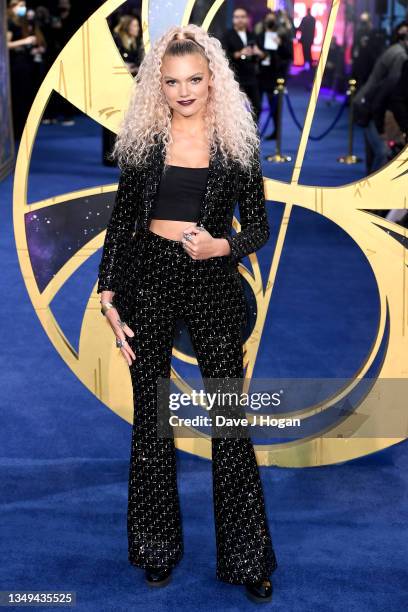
[163,72,204,79]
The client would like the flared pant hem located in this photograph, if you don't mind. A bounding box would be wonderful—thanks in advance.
[124,228,279,584]
[128,544,184,571]
[215,547,278,585]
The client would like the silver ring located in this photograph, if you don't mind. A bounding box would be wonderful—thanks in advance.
[116,337,127,348]
[184,232,193,242]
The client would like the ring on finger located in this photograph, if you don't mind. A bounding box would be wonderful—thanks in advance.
[116,337,127,348]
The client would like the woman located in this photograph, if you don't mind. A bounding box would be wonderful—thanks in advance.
[255,11,293,140]
[103,14,145,165]
[97,24,278,603]
[112,14,144,77]
[7,0,37,140]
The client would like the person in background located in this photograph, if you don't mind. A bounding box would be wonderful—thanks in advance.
[255,11,293,139]
[51,0,77,52]
[275,8,295,78]
[103,13,145,166]
[221,6,264,123]
[112,14,144,77]
[384,58,408,224]
[297,7,316,70]
[26,6,48,94]
[354,21,408,174]
[387,58,408,143]
[44,0,77,126]
[352,12,379,88]
[353,11,372,49]
[6,0,37,140]
[324,36,344,100]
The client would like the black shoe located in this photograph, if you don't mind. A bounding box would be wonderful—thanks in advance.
[145,566,172,587]
[245,578,273,603]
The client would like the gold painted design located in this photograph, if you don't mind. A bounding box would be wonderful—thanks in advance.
[12,0,408,467]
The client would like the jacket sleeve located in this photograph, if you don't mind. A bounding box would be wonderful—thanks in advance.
[225,146,270,265]
[97,164,140,294]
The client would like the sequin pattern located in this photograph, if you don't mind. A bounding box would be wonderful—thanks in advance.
[96,137,278,584]
[96,135,270,293]
[116,229,278,583]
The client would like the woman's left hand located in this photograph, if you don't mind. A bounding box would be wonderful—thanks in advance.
[181,224,229,260]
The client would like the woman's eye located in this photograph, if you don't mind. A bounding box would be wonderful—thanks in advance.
[165,78,202,85]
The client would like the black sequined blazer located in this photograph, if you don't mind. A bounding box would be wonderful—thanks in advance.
[97,135,270,294]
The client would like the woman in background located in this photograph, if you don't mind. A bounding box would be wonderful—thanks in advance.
[7,0,37,140]
[113,14,144,77]
[103,13,145,166]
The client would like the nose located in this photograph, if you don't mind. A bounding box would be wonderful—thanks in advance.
[178,82,189,97]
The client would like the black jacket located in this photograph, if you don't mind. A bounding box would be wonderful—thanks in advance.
[97,135,270,294]
[388,59,408,136]
[112,32,144,69]
[255,30,293,77]
[221,28,258,84]
[354,41,408,130]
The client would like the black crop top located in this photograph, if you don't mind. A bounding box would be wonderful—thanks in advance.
[150,165,209,222]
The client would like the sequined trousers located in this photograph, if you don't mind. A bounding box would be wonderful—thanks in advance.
[115,227,278,585]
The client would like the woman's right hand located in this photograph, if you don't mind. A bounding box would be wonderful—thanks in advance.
[105,306,136,366]
[24,35,37,46]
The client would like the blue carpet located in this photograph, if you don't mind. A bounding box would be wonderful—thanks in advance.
[1,84,407,610]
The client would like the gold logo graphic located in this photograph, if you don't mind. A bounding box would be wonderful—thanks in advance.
[13,0,408,466]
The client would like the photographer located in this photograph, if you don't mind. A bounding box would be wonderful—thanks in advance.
[255,11,293,139]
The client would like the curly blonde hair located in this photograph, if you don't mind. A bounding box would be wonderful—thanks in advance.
[110,23,260,171]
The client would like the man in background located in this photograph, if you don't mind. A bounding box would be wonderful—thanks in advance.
[221,6,264,123]
[297,7,316,70]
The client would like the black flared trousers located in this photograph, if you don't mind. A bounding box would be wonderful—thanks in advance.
[116,228,278,585]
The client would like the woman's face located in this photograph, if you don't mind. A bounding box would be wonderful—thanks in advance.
[161,52,212,119]
[128,19,139,38]
[13,1,26,17]
[265,12,277,30]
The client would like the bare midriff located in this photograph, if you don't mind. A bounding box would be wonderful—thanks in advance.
[148,219,198,241]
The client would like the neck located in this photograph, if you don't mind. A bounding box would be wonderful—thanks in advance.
[171,111,207,137]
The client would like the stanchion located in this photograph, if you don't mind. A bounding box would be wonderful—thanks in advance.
[338,79,362,164]
[266,78,292,163]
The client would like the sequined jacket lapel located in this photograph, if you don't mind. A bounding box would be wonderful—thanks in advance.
[97,136,270,294]
[139,136,227,233]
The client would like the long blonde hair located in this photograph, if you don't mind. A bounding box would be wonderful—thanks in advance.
[113,15,139,50]
[111,23,260,171]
